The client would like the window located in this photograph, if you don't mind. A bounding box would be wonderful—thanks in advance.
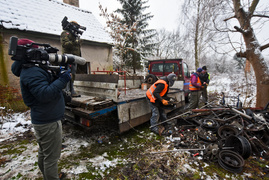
[183,63,189,77]
[164,63,179,72]
[151,64,163,72]
[151,63,179,73]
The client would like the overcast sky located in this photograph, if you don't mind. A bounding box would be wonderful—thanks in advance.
[61,0,269,37]
[58,0,269,56]
[60,0,181,32]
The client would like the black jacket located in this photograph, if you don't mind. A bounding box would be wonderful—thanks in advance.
[11,61,68,124]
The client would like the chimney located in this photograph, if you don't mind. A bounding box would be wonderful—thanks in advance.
[63,0,79,7]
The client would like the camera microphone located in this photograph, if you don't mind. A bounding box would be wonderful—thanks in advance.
[48,54,86,65]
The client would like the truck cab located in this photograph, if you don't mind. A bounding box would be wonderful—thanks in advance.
[145,59,191,101]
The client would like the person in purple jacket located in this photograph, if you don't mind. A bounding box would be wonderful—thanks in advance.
[187,68,203,109]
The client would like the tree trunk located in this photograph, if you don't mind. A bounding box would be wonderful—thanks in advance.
[194,0,201,70]
[233,0,269,108]
[247,43,269,108]
[245,40,269,108]
[245,60,250,73]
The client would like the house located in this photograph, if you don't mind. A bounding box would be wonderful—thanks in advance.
[0,0,113,90]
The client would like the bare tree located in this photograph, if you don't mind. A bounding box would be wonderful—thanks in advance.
[182,0,269,107]
[181,0,216,69]
[223,0,269,107]
[152,29,188,60]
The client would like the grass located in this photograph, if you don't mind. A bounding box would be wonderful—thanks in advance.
[0,85,28,113]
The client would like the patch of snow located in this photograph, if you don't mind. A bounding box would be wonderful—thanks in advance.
[207,71,256,107]
[88,153,122,172]
[0,110,31,142]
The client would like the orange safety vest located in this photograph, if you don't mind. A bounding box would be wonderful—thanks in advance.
[146,79,168,103]
[189,74,201,91]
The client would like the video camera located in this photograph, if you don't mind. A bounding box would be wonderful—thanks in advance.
[61,16,86,37]
[8,36,86,67]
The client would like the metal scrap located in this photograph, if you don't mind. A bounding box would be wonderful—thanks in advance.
[155,101,269,173]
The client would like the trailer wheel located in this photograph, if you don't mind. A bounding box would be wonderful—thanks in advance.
[145,74,157,84]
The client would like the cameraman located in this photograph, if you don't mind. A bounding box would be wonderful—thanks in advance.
[11,39,71,180]
[60,20,85,97]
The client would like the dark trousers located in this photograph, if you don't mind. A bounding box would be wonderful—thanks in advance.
[148,101,167,133]
[33,120,62,180]
[201,87,208,103]
[188,91,201,109]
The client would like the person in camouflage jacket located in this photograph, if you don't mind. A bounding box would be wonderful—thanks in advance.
[60,21,86,97]
[60,29,81,56]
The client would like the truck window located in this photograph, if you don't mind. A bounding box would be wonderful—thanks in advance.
[164,63,179,72]
[183,63,189,77]
[151,64,163,72]
[151,62,179,73]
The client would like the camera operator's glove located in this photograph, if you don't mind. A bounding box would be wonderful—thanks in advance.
[59,69,71,84]
[161,99,169,106]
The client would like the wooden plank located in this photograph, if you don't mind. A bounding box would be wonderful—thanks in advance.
[74,81,118,89]
[70,95,114,111]
[75,86,118,100]
[73,80,118,100]
[72,105,117,119]
[76,74,119,83]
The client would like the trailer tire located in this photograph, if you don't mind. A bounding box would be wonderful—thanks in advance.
[145,74,157,84]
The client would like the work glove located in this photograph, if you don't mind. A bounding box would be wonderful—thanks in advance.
[161,99,169,106]
[59,69,71,84]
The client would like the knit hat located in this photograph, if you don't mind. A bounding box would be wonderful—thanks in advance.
[197,68,203,73]
[202,66,207,70]
[167,73,177,87]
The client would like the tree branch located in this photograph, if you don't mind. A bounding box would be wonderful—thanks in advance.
[234,26,246,34]
[252,14,269,18]
[236,51,247,58]
[261,43,269,51]
[249,0,259,16]
[224,15,236,22]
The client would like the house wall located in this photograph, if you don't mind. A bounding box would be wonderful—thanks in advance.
[0,30,113,90]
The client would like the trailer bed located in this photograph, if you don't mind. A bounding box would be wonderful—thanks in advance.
[64,74,185,133]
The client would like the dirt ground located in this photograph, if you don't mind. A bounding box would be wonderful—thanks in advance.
[1,91,269,179]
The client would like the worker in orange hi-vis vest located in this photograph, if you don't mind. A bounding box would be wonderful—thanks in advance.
[187,68,203,109]
[146,73,177,136]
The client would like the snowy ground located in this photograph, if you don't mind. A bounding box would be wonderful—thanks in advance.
[0,71,264,179]
[0,110,125,179]
[207,72,256,107]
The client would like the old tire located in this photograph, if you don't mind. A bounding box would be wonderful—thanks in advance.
[145,74,157,84]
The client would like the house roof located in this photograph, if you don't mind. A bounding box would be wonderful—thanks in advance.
[0,0,113,44]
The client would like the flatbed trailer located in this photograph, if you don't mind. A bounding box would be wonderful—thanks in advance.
[64,74,185,133]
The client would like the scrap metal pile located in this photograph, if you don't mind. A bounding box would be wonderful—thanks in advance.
[160,102,269,173]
